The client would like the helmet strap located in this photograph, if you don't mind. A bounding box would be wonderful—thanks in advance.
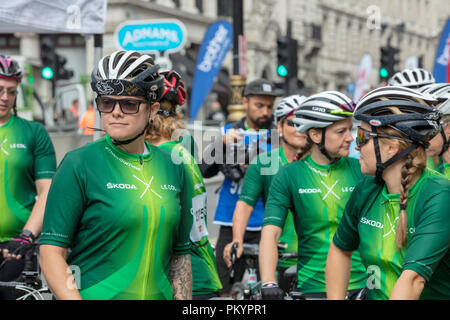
[439,127,449,157]
[112,122,150,146]
[318,128,340,164]
[372,126,420,185]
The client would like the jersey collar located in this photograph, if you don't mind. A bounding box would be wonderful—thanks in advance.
[105,135,152,162]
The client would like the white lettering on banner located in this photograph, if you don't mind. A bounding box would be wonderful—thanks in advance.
[360,217,384,229]
[197,25,229,73]
[437,35,450,66]
[122,28,180,47]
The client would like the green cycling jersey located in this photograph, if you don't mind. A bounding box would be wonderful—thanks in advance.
[333,169,450,300]
[40,135,191,300]
[239,147,297,268]
[158,140,222,295]
[0,115,56,242]
[263,154,367,293]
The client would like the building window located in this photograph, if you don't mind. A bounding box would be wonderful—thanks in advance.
[0,34,20,49]
[196,0,203,13]
[173,0,180,8]
[217,0,232,17]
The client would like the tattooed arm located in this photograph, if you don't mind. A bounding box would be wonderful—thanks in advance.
[169,254,192,300]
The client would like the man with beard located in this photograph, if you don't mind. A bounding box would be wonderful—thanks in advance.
[200,78,280,297]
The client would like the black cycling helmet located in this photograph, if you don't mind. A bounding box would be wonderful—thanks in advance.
[90,50,165,146]
[91,50,164,104]
[355,86,441,183]
[0,55,23,82]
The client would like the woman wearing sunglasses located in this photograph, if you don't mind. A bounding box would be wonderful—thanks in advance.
[259,91,367,300]
[326,86,450,300]
[39,51,192,300]
[146,70,222,300]
[222,94,307,294]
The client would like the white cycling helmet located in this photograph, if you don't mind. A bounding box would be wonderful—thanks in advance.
[418,83,450,115]
[388,68,435,88]
[274,94,307,123]
[292,91,355,133]
[91,50,165,103]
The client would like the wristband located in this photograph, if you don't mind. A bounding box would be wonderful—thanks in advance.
[19,230,35,242]
[262,281,278,288]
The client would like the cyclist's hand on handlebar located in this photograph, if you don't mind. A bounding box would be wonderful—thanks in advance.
[0,232,34,260]
[223,241,243,267]
[261,282,284,300]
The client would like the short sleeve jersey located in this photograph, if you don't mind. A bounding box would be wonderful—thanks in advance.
[239,147,298,268]
[158,141,222,295]
[263,155,367,293]
[333,169,450,300]
[40,136,191,300]
[0,115,56,241]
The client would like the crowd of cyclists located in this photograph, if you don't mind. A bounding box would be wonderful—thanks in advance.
[0,50,448,300]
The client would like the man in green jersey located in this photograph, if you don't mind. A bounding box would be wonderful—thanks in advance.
[222,94,307,292]
[146,70,222,299]
[419,83,450,178]
[0,55,56,289]
[260,91,367,299]
[327,86,449,300]
[40,51,192,300]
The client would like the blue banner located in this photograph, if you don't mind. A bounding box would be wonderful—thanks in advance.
[190,21,232,120]
[433,18,450,83]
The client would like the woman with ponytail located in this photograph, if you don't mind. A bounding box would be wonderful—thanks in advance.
[326,86,450,300]
[146,70,222,300]
[259,91,367,300]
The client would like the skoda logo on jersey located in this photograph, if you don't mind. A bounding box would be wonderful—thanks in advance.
[360,217,384,229]
[298,188,322,194]
[107,182,137,190]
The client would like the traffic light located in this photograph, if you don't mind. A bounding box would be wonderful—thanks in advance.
[40,40,73,81]
[40,40,55,80]
[276,36,298,79]
[55,54,74,80]
[379,45,400,82]
[277,36,289,77]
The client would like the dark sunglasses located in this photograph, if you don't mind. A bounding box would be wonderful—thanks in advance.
[96,97,147,114]
[356,126,413,148]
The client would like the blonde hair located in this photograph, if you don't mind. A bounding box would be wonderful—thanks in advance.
[378,126,427,250]
[146,100,186,141]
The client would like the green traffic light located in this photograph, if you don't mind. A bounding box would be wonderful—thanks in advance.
[277,65,288,77]
[379,67,389,78]
[41,67,54,80]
